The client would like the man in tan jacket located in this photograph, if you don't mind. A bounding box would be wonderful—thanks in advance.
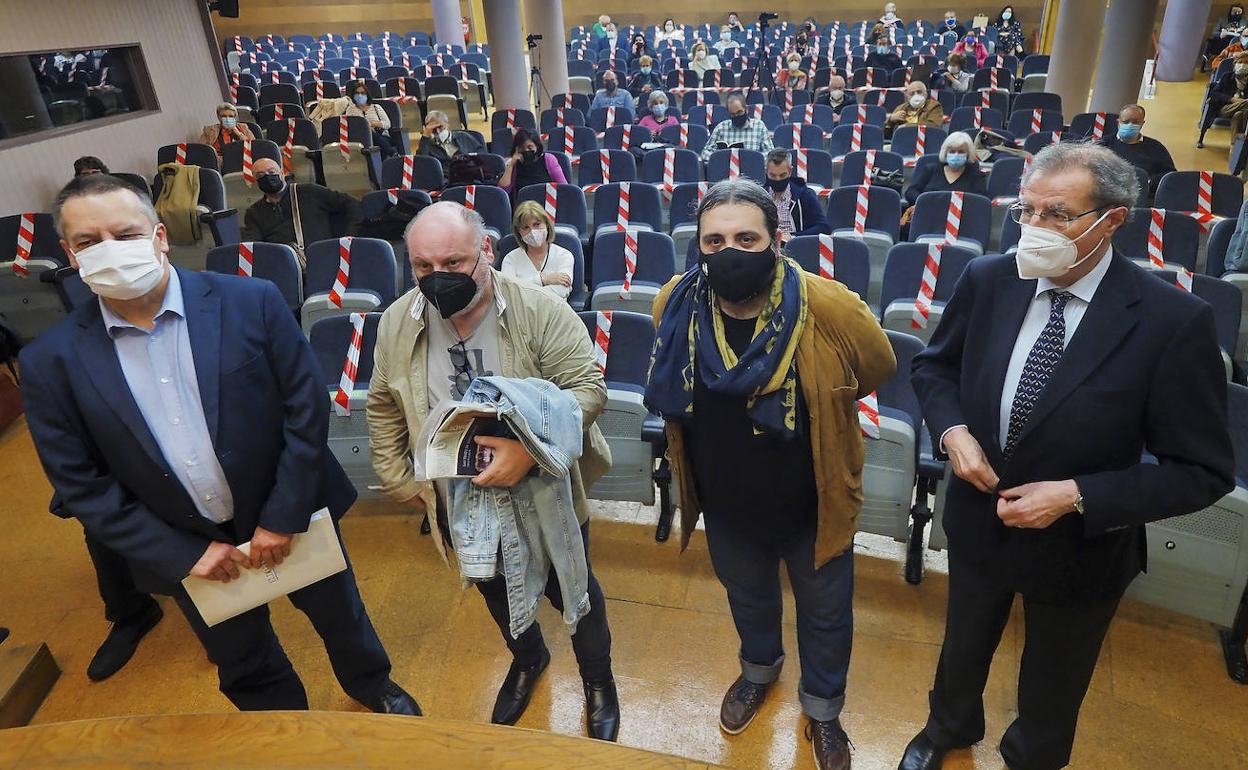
[886,81,945,135]
[646,179,895,770]
[365,202,619,740]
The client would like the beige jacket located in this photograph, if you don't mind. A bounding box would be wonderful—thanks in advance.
[367,271,611,561]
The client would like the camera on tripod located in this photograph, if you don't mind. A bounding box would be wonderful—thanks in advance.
[758,11,779,28]
[525,34,542,49]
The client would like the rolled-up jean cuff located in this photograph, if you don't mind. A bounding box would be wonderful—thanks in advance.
[798,684,845,722]
[739,653,784,685]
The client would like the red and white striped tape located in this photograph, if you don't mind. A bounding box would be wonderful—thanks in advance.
[971,107,984,130]
[332,312,366,416]
[1147,208,1166,269]
[817,233,835,279]
[863,149,877,183]
[1092,112,1107,141]
[850,121,863,153]
[620,229,638,299]
[240,140,255,186]
[912,242,943,329]
[728,149,741,179]
[615,181,631,229]
[605,106,618,129]
[864,69,874,88]
[229,72,240,103]
[401,155,414,189]
[562,125,575,156]
[274,103,286,123]
[505,108,516,131]
[979,90,991,111]
[853,184,870,235]
[237,241,255,276]
[989,67,999,90]
[856,104,869,125]
[944,192,964,243]
[791,122,803,148]
[1198,170,1214,220]
[679,122,689,148]
[593,311,612,374]
[175,143,187,164]
[914,124,928,157]
[794,147,808,180]
[397,77,407,97]
[1030,108,1043,135]
[662,149,676,196]
[281,118,297,174]
[386,187,401,205]
[462,185,477,210]
[338,115,350,161]
[554,108,566,129]
[329,237,352,307]
[315,78,324,101]
[858,392,881,438]
[232,36,243,52]
[783,89,793,114]
[1176,268,1194,293]
[13,213,33,276]
[619,123,633,150]
[543,183,558,219]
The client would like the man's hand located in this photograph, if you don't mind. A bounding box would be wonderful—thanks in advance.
[471,436,536,487]
[249,526,294,569]
[997,480,1080,529]
[944,426,999,493]
[190,542,249,583]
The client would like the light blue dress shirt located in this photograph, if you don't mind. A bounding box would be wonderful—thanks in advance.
[100,269,235,523]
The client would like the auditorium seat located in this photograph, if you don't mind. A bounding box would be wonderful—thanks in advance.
[301,237,398,334]
[909,190,993,255]
[309,312,386,498]
[589,230,676,315]
[878,242,978,343]
[785,234,871,301]
[205,242,304,312]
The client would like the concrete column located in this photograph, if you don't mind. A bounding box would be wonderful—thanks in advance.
[1157,0,1214,81]
[1045,0,1110,121]
[431,0,463,49]
[483,0,530,111]
[1090,0,1161,113]
[522,0,570,109]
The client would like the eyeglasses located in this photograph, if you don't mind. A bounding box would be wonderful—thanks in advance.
[448,340,474,398]
[1007,203,1104,231]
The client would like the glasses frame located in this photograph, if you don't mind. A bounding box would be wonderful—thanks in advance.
[1007,203,1105,231]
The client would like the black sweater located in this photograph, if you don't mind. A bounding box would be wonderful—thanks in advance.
[904,162,988,205]
[242,183,361,246]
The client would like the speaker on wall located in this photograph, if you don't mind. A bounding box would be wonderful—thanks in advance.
[209,0,240,18]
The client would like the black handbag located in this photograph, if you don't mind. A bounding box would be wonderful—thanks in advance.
[871,167,906,193]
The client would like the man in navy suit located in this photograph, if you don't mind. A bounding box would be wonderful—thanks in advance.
[20,174,421,714]
[899,143,1234,770]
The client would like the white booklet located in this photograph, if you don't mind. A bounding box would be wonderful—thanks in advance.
[181,509,346,627]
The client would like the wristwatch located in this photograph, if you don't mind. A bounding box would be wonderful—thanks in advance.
[1072,486,1085,515]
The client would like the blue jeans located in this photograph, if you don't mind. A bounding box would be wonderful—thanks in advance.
[475,522,613,683]
[704,515,854,722]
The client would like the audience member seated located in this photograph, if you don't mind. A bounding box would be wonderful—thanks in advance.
[1213,29,1248,71]
[628,33,654,64]
[931,53,972,93]
[777,53,809,92]
[638,91,679,132]
[1225,199,1248,271]
[764,148,829,241]
[1102,103,1176,197]
[902,131,986,223]
[941,10,967,37]
[416,110,486,175]
[499,128,568,199]
[953,32,989,68]
[657,18,685,44]
[714,25,740,56]
[726,11,745,34]
[499,201,575,299]
[879,2,904,31]
[790,26,812,58]
[590,70,632,112]
[594,22,623,58]
[866,35,904,72]
[199,102,255,161]
[241,158,361,263]
[817,75,856,110]
[1209,52,1248,135]
[690,41,721,79]
[345,81,394,157]
[73,155,109,177]
[628,56,664,101]
[702,92,775,161]
[993,6,1027,57]
[1207,4,1247,71]
[592,14,611,39]
[886,81,944,134]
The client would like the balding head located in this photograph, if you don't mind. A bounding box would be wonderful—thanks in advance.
[253,157,280,176]
[406,201,491,274]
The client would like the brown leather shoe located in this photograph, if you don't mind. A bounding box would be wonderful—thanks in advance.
[806,717,852,770]
[719,676,770,734]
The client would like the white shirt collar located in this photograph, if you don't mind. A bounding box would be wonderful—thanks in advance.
[1035,245,1114,304]
[408,268,506,320]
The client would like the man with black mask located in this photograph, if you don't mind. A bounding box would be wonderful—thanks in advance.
[702,92,774,162]
[365,202,619,742]
[241,158,361,262]
[646,179,895,770]
[764,149,830,240]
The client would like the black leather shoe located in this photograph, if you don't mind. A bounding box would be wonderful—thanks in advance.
[87,602,163,682]
[491,647,551,725]
[369,680,422,716]
[806,718,853,770]
[898,730,948,770]
[583,677,620,742]
[719,676,770,735]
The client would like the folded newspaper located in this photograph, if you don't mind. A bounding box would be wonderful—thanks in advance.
[422,403,510,479]
[181,509,346,627]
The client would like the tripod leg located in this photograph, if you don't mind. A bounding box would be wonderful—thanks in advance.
[1219,582,1248,683]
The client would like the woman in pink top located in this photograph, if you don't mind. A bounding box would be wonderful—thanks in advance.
[953,33,989,67]
[499,127,568,199]
[638,91,679,133]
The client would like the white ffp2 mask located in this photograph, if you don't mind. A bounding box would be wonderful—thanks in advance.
[1014,211,1110,279]
[522,227,548,247]
[73,231,165,300]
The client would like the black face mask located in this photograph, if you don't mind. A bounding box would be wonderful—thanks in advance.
[730,112,748,127]
[522,149,539,164]
[257,174,286,195]
[605,80,617,93]
[765,177,789,192]
[418,256,481,318]
[701,244,777,302]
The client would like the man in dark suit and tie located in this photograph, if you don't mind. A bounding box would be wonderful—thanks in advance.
[899,143,1234,770]
[20,174,421,714]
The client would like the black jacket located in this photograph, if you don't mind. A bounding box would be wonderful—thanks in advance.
[904,161,988,205]
[628,71,664,99]
[416,130,487,168]
[242,182,361,246]
[911,253,1234,603]
[777,176,830,236]
[865,51,904,73]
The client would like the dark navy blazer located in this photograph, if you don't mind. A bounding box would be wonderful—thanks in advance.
[911,253,1234,602]
[20,268,356,593]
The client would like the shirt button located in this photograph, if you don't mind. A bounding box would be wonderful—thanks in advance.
[160,377,171,384]
[185,459,196,467]
[172,417,181,425]
[205,494,214,502]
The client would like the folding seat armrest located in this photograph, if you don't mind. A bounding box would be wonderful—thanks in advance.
[200,209,241,247]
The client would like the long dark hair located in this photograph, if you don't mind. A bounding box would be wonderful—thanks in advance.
[511,128,543,158]
[993,5,1016,26]
[695,179,780,244]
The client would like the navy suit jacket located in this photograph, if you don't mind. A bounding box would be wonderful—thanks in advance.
[21,268,356,593]
[911,253,1234,602]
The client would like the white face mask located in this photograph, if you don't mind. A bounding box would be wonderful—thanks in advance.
[522,227,547,247]
[73,230,165,300]
[789,60,801,70]
[948,65,961,75]
[829,88,845,101]
[695,50,706,60]
[1014,211,1110,279]
[909,93,926,107]
[436,128,450,142]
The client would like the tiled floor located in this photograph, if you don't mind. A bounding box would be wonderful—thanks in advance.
[3,72,1248,770]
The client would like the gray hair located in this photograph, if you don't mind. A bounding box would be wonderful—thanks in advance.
[404,200,487,250]
[425,110,451,125]
[53,173,159,236]
[1021,140,1140,211]
[215,102,236,116]
[938,131,976,163]
[647,90,669,107]
[725,91,746,109]
[695,179,780,240]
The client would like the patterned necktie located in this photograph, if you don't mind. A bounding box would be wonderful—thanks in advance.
[1003,290,1074,457]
